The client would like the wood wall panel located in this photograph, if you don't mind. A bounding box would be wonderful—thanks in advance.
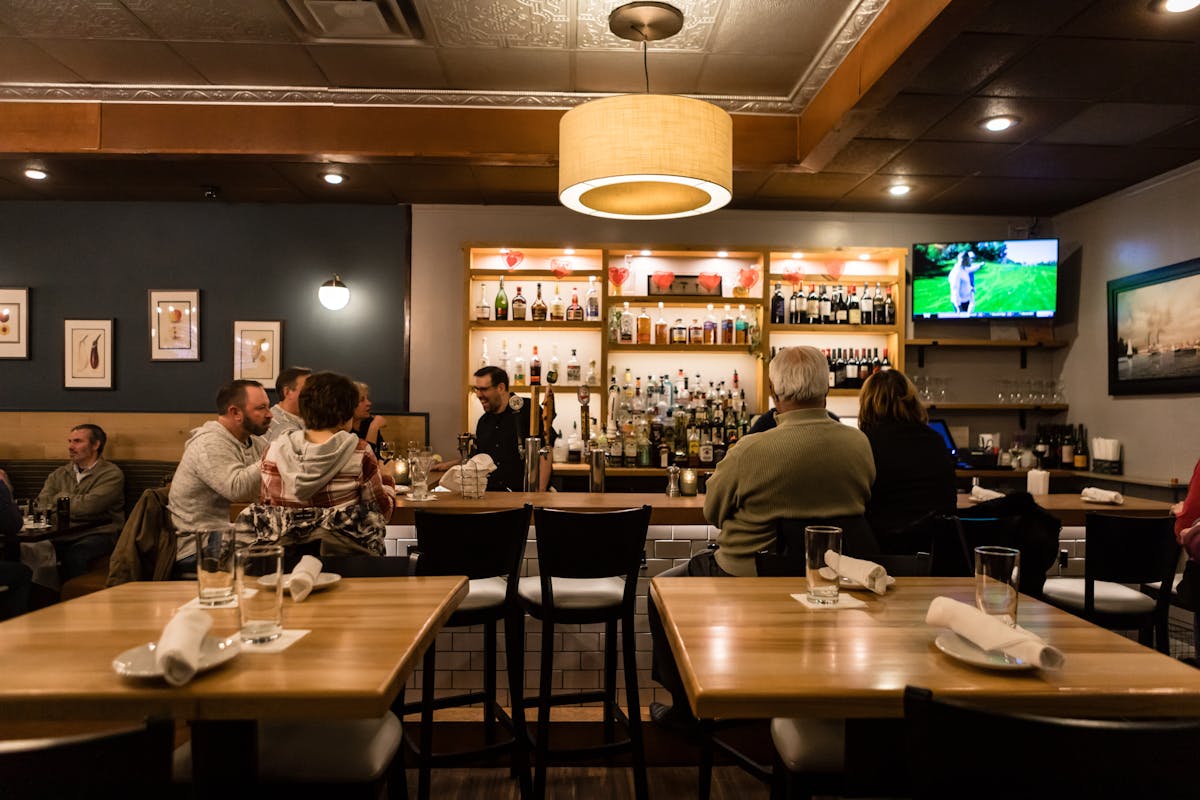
[0,102,101,151]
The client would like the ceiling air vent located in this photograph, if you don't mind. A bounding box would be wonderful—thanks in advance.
[284,0,424,42]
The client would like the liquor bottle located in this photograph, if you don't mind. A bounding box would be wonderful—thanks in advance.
[704,304,718,344]
[585,359,597,385]
[1060,426,1075,469]
[498,339,510,374]
[848,286,862,325]
[623,422,638,467]
[1074,425,1089,470]
[494,276,509,321]
[654,301,669,344]
[636,422,652,467]
[835,348,847,388]
[475,283,491,321]
[789,284,802,325]
[845,346,860,389]
[860,284,873,325]
[529,345,542,385]
[566,288,584,321]
[547,345,560,384]
[480,337,490,368]
[771,282,786,324]
[512,286,527,320]
[835,286,849,324]
[881,347,892,371]
[819,285,832,324]
[567,348,581,383]
[531,283,548,321]
[884,285,896,325]
[513,344,527,385]
[637,307,651,344]
[619,302,635,343]
[871,347,882,374]
[689,318,704,345]
[734,305,749,344]
[670,318,688,344]
[698,418,714,466]
[585,275,600,321]
[687,420,701,467]
[806,284,820,324]
[549,283,566,321]
[826,349,836,388]
[721,305,735,344]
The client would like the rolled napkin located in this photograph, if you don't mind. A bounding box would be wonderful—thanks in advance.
[1081,487,1124,505]
[437,453,497,493]
[1026,468,1050,495]
[289,554,323,602]
[926,596,1064,670]
[823,550,889,595]
[155,609,213,686]
[969,485,1005,502]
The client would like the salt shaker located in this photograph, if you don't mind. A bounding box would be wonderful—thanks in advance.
[666,465,681,497]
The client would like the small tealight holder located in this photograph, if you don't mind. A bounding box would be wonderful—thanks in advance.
[680,468,698,497]
[393,457,410,486]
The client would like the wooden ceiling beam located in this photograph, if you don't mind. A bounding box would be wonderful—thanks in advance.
[0,102,101,152]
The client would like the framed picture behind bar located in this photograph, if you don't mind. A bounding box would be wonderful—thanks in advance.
[64,319,113,389]
[148,289,199,361]
[0,288,29,359]
[1108,255,1200,395]
[233,320,281,386]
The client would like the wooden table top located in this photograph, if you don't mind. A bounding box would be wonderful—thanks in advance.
[651,577,1200,721]
[0,577,466,722]
[957,493,1172,526]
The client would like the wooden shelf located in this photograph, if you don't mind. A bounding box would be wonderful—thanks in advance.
[608,344,759,353]
[470,320,601,329]
[768,324,899,334]
[923,403,1068,412]
[828,388,863,397]
[906,338,1067,349]
[610,295,763,308]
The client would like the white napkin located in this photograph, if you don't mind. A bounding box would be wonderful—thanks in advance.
[437,453,497,493]
[926,596,1064,670]
[823,551,889,595]
[1081,487,1124,505]
[289,555,323,602]
[969,485,1004,502]
[155,609,213,686]
[1026,468,1050,495]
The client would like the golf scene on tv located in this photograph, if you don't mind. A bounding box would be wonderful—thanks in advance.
[911,239,1058,320]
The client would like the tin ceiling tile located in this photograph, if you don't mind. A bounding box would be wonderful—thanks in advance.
[0,38,83,82]
[33,39,207,83]
[0,0,146,39]
[120,0,298,42]
[170,42,327,86]
[576,0,719,51]
[304,42,446,89]
[421,0,569,48]
[440,48,570,92]
[697,53,809,96]
[575,49,704,94]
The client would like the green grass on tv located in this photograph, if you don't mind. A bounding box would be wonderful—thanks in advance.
[912,262,1056,316]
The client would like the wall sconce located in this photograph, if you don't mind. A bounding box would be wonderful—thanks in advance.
[318,274,350,310]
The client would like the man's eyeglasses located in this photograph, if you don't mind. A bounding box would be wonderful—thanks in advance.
[471,384,496,394]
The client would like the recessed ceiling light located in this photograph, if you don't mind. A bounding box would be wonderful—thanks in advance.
[717,251,728,258]
[322,171,345,185]
[791,251,804,259]
[23,167,47,181]
[1160,0,1200,12]
[640,249,651,256]
[858,254,871,261]
[980,115,1019,132]
[564,248,576,255]
[887,184,912,196]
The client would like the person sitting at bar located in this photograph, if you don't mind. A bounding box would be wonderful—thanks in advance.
[352,380,386,458]
[648,345,875,732]
[431,366,551,492]
[36,424,125,581]
[169,380,271,570]
[265,366,311,442]
[0,469,33,618]
[858,369,956,551]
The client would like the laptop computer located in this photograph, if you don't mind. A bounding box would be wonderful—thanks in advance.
[927,418,974,470]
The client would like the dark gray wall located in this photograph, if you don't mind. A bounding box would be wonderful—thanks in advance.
[0,202,410,412]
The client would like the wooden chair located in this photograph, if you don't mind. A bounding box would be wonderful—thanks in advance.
[775,515,880,560]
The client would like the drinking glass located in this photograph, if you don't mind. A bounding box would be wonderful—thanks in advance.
[237,543,284,643]
[804,526,842,605]
[461,461,486,499]
[194,527,237,606]
[975,546,1020,625]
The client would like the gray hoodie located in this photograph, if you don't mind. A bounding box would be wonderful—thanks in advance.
[268,429,360,501]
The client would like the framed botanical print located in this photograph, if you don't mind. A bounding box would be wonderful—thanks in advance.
[233,320,280,386]
[0,288,29,359]
[149,289,199,360]
[64,319,113,389]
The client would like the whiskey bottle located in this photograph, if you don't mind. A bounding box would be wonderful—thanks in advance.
[529,345,542,385]
[549,283,566,321]
[654,302,669,344]
[721,304,735,343]
[512,286,527,320]
[619,302,635,343]
[494,276,509,321]
[689,318,704,345]
[637,307,651,344]
[531,283,547,321]
[670,318,688,345]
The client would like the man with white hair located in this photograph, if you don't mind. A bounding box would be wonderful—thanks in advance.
[648,346,876,730]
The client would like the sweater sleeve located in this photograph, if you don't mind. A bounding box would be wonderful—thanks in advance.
[358,448,395,519]
[703,449,740,529]
[195,435,262,503]
[70,462,125,525]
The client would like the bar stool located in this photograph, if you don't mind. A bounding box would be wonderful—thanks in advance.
[404,505,533,800]
[517,505,651,800]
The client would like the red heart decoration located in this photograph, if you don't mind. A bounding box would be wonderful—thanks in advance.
[651,270,675,290]
[551,258,572,279]
[826,260,845,279]
[608,266,630,288]
[781,267,802,288]
[504,251,524,269]
[697,272,722,293]
[738,266,760,290]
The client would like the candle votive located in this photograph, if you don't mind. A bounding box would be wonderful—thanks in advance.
[680,468,698,497]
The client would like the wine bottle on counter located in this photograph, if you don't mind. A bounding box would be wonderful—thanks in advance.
[512,286,527,320]
[531,283,547,321]
[494,276,509,321]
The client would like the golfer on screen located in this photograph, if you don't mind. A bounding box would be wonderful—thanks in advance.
[948,250,982,313]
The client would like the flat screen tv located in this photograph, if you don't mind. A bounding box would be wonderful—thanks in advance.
[911,238,1058,320]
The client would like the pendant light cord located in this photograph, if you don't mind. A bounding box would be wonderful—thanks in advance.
[643,40,650,93]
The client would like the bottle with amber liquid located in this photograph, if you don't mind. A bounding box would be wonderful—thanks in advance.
[654,302,669,344]
[549,283,566,321]
[637,307,651,344]
[531,283,548,321]
[512,286,527,320]
[721,305,735,343]
[670,318,688,345]
[529,345,542,385]
[566,288,584,321]
[688,318,704,345]
[494,276,509,321]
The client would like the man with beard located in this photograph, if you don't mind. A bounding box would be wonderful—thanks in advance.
[170,379,272,568]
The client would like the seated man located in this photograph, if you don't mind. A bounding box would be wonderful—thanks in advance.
[36,424,126,581]
[0,469,32,618]
[648,346,876,729]
[265,366,311,443]
[169,380,272,569]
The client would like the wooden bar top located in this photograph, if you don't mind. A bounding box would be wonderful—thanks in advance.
[651,577,1200,721]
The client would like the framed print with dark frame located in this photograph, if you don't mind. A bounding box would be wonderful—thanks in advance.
[64,319,113,389]
[233,320,281,386]
[1108,255,1200,396]
[148,289,199,360]
[0,288,29,359]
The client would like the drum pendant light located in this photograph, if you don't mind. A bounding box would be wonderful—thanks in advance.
[558,3,732,220]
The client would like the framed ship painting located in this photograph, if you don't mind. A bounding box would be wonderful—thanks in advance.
[1108,256,1200,396]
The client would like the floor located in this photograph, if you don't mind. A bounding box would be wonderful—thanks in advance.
[405,765,769,798]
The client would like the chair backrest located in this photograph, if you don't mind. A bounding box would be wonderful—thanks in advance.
[776,516,880,559]
[954,515,1050,596]
[875,552,932,577]
[320,554,412,578]
[903,685,1200,798]
[1083,513,1179,615]
[413,504,531,581]
[532,505,650,583]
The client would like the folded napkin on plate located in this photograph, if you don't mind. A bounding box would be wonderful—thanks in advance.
[969,485,1005,502]
[926,596,1064,670]
[437,453,497,493]
[822,551,889,595]
[155,609,213,686]
[1081,487,1124,505]
[289,555,323,602]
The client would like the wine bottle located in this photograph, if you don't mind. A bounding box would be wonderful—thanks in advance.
[771,282,785,324]
[512,286,527,320]
[531,283,547,321]
[884,285,896,325]
[848,286,861,325]
[835,286,849,324]
[1074,425,1089,470]
[494,276,509,321]
[806,284,820,324]
[819,285,832,324]
[860,284,873,325]
[789,284,802,325]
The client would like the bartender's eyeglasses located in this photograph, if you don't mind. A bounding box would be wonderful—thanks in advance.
[471,382,496,394]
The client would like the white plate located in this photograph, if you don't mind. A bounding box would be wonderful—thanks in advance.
[112,635,241,680]
[839,575,897,590]
[933,631,1037,671]
[257,572,342,592]
[22,521,51,531]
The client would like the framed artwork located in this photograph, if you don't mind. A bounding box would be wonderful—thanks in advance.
[1108,255,1200,396]
[233,320,280,385]
[64,319,113,389]
[0,288,29,359]
[148,289,199,360]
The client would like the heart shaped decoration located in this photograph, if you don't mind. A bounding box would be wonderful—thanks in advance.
[504,251,524,269]
[826,260,845,279]
[651,270,675,290]
[738,266,760,290]
[551,258,572,279]
[608,266,631,288]
[781,268,802,288]
[697,272,722,293]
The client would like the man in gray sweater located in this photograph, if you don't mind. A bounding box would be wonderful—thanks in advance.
[170,380,272,565]
[265,366,311,443]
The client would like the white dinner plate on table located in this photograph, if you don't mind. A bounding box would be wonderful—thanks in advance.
[839,575,896,590]
[112,635,241,680]
[933,632,1036,671]
[257,572,342,592]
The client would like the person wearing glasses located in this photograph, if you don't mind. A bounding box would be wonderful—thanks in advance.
[431,366,551,492]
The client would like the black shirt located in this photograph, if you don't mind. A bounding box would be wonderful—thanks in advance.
[474,404,532,491]
[863,421,957,546]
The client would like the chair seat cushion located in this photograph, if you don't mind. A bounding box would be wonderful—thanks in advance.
[770,718,845,773]
[517,575,625,609]
[459,576,508,611]
[1144,573,1185,595]
[1042,578,1156,614]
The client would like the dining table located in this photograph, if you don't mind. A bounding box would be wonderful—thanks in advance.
[0,576,467,788]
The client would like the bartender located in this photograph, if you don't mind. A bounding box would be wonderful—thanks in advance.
[431,366,552,491]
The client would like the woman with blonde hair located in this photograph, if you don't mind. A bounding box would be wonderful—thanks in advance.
[352,381,386,458]
[858,369,956,551]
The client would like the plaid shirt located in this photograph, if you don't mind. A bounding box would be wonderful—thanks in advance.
[261,437,395,518]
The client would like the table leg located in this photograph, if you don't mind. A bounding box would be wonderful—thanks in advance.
[189,719,257,794]
[698,718,714,800]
